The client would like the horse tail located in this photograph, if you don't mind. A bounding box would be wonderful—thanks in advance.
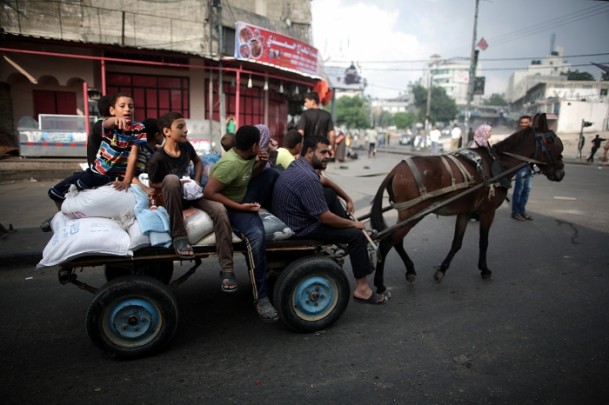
[370,170,395,233]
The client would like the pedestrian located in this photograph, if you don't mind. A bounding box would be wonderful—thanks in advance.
[450,124,462,152]
[272,135,387,305]
[587,134,607,163]
[204,125,279,322]
[511,115,534,221]
[297,91,335,152]
[226,115,236,134]
[366,127,377,158]
[429,125,442,155]
[147,112,236,294]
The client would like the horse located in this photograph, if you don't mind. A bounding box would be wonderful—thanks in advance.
[369,114,565,294]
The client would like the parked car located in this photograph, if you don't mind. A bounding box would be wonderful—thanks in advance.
[398,133,413,145]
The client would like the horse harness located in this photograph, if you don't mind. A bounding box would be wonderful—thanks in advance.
[391,148,510,212]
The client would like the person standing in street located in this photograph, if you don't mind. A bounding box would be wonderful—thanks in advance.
[511,115,534,221]
[429,125,442,155]
[298,91,335,152]
[450,124,462,152]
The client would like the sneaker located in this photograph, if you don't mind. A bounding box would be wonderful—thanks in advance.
[511,214,526,221]
[523,213,533,220]
[255,296,279,323]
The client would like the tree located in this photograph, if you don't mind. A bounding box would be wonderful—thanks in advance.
[483,93,508,106]
[393,111,416,129]
[561,70,596,81]
[411,84,458,123]
[334,96,370,129]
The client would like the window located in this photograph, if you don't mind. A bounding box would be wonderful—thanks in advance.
[106,73,189,121]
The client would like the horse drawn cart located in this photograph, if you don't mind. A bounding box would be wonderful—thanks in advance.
[57,236,351,359]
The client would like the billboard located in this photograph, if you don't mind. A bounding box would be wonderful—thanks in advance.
[234,21,318,76]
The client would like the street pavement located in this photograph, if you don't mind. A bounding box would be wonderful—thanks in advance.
[0,132,607,270]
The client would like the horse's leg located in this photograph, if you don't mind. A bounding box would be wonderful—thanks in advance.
[477,208,496,279]
[434,213,470,282]
[373,238,394,294]
[393,241,417,284]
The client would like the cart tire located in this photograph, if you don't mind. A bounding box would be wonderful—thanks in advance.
[273,256,349,333]
[86,276,178,359]
[105,261,173,284]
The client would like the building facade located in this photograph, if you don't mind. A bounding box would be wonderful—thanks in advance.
[421,55,476,107]
[0,0,322,156]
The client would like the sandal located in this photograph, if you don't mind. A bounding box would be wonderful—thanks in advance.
[219,270,238,293]
[255,297,279,323]
[173,237,194,259]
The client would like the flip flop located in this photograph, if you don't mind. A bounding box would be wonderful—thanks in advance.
[219,270,238,293]
[353,292,388,305]
[173,237,194,259]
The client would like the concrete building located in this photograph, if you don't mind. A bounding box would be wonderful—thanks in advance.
[0,0,322,157]
[421,55,476,106]
[506,46,571,103]
[520,80,609,133]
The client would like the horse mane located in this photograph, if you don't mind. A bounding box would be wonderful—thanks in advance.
[492,126,534,153]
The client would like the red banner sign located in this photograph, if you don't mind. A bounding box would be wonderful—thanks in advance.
[234,21,319,76]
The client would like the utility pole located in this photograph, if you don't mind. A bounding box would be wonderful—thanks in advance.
[465,0,480,147]
[424,67,433,147]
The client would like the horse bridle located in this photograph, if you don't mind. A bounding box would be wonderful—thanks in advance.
[501,128,559,166]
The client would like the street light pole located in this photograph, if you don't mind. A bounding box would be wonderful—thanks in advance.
[465,0,480,146]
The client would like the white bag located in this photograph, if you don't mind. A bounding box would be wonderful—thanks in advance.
[61,184,136,219]
[259,209,294,241]
[183,208,215,244]
[127,220,151,251]
[37,217,132,268]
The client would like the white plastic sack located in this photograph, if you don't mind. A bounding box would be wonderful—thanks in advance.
[183,208,214,244]
[259,209,294,241]
[194,232,242,246]
[127,220,151,251]
[37,217,132,268]
[61,184,136,219]
[50,211,70,233]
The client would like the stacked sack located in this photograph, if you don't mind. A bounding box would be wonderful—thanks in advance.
[38,184,145,268]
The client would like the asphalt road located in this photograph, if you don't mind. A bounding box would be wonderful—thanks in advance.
[1,157,608,404]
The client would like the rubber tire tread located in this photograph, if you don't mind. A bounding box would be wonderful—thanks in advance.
[86,275,178,359]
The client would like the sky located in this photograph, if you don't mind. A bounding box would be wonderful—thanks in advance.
[311,0,609,99]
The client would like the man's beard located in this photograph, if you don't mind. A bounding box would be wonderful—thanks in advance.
[311,155,327,170]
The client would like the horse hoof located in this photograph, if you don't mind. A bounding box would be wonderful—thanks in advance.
[434,271,444,283]
[480,270,493,279]
[405,273,416,284]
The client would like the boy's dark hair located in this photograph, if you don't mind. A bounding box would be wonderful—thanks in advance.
[141,118,160,139]
[301,135,329,156]
[519,115,532,122]
[235,125,260,150]
[97,95,113,117]
[109,93,133,108]
[221,133,235,152]
[158,112,184,133]
[304,91,319,105]
[284,129,303,148]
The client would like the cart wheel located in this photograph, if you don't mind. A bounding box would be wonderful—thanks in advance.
[105,261,173,284]
[273,256,350,333]
[86,276,178,359]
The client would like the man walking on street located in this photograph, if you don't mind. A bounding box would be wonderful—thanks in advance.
[450,124,462,151]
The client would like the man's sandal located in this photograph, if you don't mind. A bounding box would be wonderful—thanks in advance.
[255,297,279,322]
[219,270,238,293]
[173,237,194,259]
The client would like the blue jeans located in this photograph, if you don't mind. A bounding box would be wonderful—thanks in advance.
[511,166,532,216]
[227,167,278,301]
